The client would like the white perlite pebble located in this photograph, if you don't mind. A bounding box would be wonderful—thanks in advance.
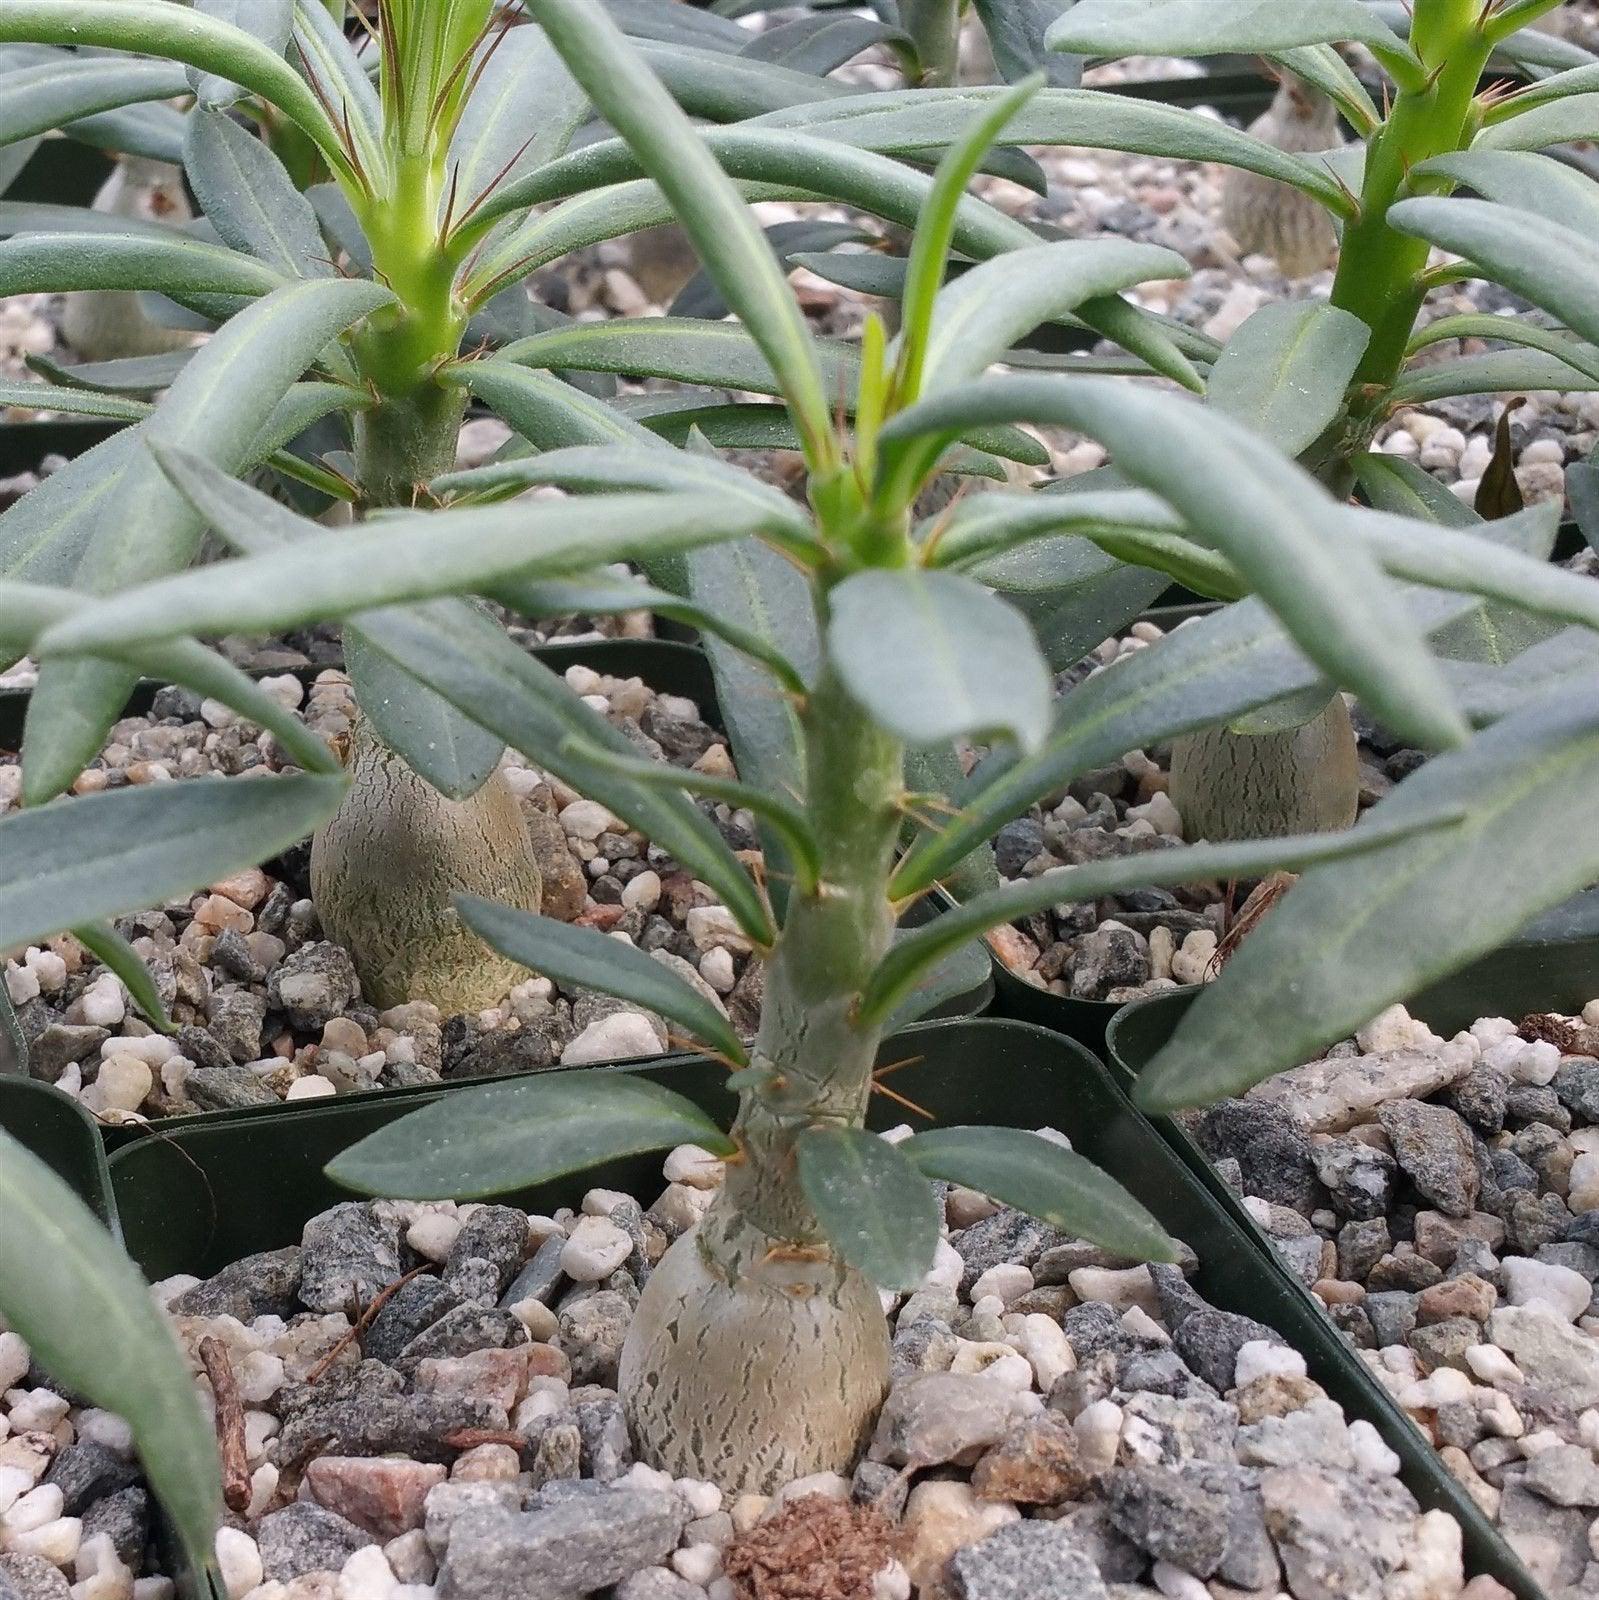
[1570,1151,1599,1214]
[871,1561,911,1600]
[1356,1003,1433,1054]
[1349,1419,1401,1476]
[1074,1400,1123,1475]
[948,1343,1033,1391]
[620,871,661,912]
[4,1485,64,1539]
[0,1332,29,1392]
[698,947,736,994]
[337,1544,397,1600]
[920,1238,964,1293]
[1483,1034,1561,1086]
[1584,999,1599,1028]
[4,965,38,1006]
[671,1544,721,1586]
[508,1299,558,1342]
[11,1516,80,1565]
[675,1479,722,1519]
[560,1215,631,1281]
[77,975,125,1028]
[1465,1344,1524,1387]
[1233,1340,1307,1388]
[0,1470,34,1517]
[559,800,619,841]
[84,1057,152,1115]
[215,1531,263,1600]
[1016,1314,1074,1393]
[1151,1560,1209,1600]
[969,1264,1033,1305]
[285,1076,337,1102]
[663,1145,723,1190]
[7,1389,68,1431]
[406,1212,462,1264]
[1503,1257,1592,1322]
[560,1013,660,1066]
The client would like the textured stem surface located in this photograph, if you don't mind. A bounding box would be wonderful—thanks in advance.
[1167,697,1360,844]
[309,717,543,1011]
[621,666,905,1492]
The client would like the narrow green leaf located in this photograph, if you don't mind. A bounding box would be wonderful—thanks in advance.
[1478,91,1599,152]
[0,382,146,424]
[1413,149,1599,242]
[743,14,906,75]
[828,569,1052,752]
[1390,197,1599,353]
[747,89,1354,212]
[190,0,294,107]
[796,1127,940,1291]
[919,237,1188,394]
[446,359,661,451]
[636,35,856,119]
[885,910,996,1024]
[1352,452,1481,528]
[971,0,1083,88]
[19,277,390,804]
[521,0,834,461]
[904,1125,1176,1263]
[1044,0,1423,91]
[1206,302,1369,458]
[432,442,813,551]
[74,920,173,1033]
[1387,348,1599,407]
[50,466,757,653]
[65,99,186,165]
[680,538,817,920]
[866,808,1464,1027]
[345,631,504,802]
[498,317,858,402]
[1405,313,1599,390]
[326,1069,737,1200]
[0,0,355,181]
[27,349,195,395]
[0,230,285,299]
[0,1130,222,1580]
[1138,681,1599,1111]
[458,896,747,1065]
[449,25,589,210]
[1266,43,1380,134]
[184,106,331,278]
[0,199,181,240]
[0,774,346,952]
[0,577,340,779]
[1445,626,1599,723]
[928,484,1183,571]
[880,375,1469,754]
[0,53,187,146]
[895,76,1043,406]
[672,219,869,321]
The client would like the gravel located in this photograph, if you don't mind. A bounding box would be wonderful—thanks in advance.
[1196,995,1599,1589]
[0,1131,1486,1600]
[1,664,762,1122]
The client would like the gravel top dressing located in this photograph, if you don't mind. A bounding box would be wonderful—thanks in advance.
[0,664,761,1122]
[0,1132,1485,1600]
[1186,995,1599,1590]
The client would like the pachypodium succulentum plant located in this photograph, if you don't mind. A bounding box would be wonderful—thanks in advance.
[21,2,1599,1499]
[0,0,1172,1010]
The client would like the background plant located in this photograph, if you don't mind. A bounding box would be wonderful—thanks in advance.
[19,5,1599,1500]
[0,0,1191,1007]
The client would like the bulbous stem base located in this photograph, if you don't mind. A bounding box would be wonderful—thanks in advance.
[1167,697,1360,843]
[619,1205,890,1494]
[310,719,543,1012]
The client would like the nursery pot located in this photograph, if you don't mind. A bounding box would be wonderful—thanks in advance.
[0,1074,119,1233]
[105,1014,1517,1590]
[1107,988,1564,1600]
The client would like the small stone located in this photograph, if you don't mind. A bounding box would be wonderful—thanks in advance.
[1519,1444,1599,1508]
[1377,1100,1480,1217]
[560,1014,661,1067]
[300,1205,404,1314]
[304,1459,448,1540]
[269,943,359,1031]
[256,1505,374,1583]
[946,1520,1109,1600]
[971,1413,1091,1505]
[1102,1465,1229,1578]
[870,1374,1026,1469]
[901,1481,1019,1594]
[215,1530,263,1600]
[560,1217,632,1282]
[1502,1256,1591,1322]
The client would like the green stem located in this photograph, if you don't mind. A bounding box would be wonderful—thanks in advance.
[353,381,467,508]
[900,0,961,87]
[1330,0,1493,394]
[713,661,904,1253]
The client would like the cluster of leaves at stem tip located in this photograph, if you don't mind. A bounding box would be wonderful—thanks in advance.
[9,0,1599,1573]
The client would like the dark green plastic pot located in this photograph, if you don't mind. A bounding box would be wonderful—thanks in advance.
[107,1015,1524,1589]
[1107,986,1563,1600]
[0,1075,119,1234]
